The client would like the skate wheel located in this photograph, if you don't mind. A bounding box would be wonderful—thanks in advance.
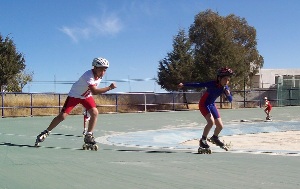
[205,149,211,154]
[92,145,99,151]
[198,147,203,154]
[82,144,88,150]
[198,147,211,154]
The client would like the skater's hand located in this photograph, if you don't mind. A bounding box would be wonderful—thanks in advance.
[224,89,230,96]
[109,82,117,90]
[178,83,184,89]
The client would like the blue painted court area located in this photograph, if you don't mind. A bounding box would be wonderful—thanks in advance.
[99,121,300,148]
[1,106,300,189]
[98,116,300,155]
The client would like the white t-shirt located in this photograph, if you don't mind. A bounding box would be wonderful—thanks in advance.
[68,69,102,99]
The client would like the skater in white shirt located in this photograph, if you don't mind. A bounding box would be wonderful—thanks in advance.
[35,57,116,149]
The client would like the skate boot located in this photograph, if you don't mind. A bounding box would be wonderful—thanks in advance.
[82,133,98,151]
[208,135,228,151]
[198,139,211,154]
[35,130,50,147]
[266,116,272,121]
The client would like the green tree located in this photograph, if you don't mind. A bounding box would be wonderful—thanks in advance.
[157,29,194,91]
[157,10,264,91]
[0,34,26,91]
[189,10,263,90]
[5,70,33,92]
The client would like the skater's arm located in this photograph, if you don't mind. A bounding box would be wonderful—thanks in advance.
[223,86,232,102]
[89,82,117,95]
[265,101,269,107]
[178,81,211,89]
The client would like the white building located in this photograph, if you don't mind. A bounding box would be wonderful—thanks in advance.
[253,69,300,88]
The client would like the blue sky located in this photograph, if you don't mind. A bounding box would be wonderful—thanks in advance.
[1,0,299,93]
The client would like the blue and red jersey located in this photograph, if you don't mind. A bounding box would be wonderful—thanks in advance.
[184,80,232,118]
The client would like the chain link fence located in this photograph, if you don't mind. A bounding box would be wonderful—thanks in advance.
[1,88,300,117]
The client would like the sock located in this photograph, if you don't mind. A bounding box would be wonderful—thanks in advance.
[87,132,93,135]
[201,136,207,140]
[44,130,50,133]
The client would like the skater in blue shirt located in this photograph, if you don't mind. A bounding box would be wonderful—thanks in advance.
[178,67,233,153]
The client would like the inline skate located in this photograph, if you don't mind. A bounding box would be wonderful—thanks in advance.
[198,139,212,154]
[82,133,98,151]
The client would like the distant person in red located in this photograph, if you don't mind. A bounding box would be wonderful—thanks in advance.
[264,97,272,120]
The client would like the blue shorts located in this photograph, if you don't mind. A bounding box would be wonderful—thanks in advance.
[199,103,220,119]
[198,92,220,119]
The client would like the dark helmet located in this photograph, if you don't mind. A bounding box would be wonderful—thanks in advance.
[217,67,234,77]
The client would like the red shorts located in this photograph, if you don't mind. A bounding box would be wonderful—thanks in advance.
[265,106,272,112]
[61,96,96,114]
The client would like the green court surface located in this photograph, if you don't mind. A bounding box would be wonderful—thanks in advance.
[0,107,300,189]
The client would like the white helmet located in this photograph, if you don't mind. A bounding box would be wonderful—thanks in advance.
[92,57,109,68]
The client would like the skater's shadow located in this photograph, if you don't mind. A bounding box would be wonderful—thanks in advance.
[0,142,82,150]
[103,148,177,154]
[0,142,36,148]
[51,133,82,138]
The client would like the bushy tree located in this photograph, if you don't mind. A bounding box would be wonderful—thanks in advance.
[5,70,33,92]
[0,34,32,92]
[157,29,194,91]
[157,10,264,91]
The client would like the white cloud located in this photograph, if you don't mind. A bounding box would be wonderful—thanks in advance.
[59,26,80,43]
[60,14,123,43]
[88,16,122,35]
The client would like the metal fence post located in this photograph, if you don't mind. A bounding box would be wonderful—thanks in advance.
[30,93,33,117]
[115,94,118,113]
[144,93,147,112]
[288,89,291,106]
[172,92,175,111]
[58,94,61,113]
[1,92,4,118]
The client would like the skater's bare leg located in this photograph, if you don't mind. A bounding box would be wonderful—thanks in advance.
[199,114,214,153]
[208,118,225,147]
[87,107,98,133]
[267,110,270,118]
[202,114,214,138]
[83,120,87,130]
[35,112,68,146]
[213,118,224,136]
[47,112,68,131]
[264,109,271,117]
[264,109,271,119]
